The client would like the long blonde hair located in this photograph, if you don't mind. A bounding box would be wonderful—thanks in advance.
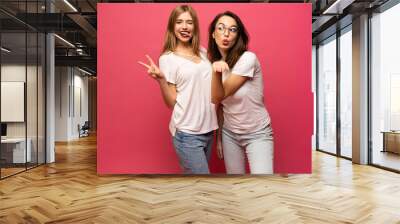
[161,5,200,56]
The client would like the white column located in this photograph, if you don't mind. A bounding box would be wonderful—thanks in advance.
[46,0,55,163]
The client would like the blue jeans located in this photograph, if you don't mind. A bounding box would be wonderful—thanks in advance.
[173,130,214,174]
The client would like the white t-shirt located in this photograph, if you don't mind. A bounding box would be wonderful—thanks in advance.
[222,51,271,134]
[159,50,218,136]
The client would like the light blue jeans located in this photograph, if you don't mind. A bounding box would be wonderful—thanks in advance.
[173,130,214,174]
[222,124,274,174]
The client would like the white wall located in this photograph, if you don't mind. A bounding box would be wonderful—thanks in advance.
[72,73,89,138]
[1,65,26,133]
[55,66,69,141]
[1,82,24,122]
[55,67,89,141]
[1,65,39,138]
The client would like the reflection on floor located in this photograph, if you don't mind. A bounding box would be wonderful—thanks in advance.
[373,150,400,171]
[340,147,352,158]
[0,167,25,178]
[0,163,40,178]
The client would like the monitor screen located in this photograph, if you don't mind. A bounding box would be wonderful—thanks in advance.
[1,123,7,137]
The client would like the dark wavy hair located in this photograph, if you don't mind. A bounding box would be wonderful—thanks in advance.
[207,11,249,68]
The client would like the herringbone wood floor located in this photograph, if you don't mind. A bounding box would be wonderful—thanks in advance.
[1,134,400,224]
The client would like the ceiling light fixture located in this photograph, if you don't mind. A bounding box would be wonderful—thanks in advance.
[63,0,78,12]
[323,0,355,15]
[54,34,75,48]
[78,67,93,76]
[1,47,11,53]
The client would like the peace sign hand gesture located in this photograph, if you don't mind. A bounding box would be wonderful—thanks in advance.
[138,55,164,81]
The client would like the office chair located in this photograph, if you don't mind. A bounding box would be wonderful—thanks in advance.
[79,121,90,138]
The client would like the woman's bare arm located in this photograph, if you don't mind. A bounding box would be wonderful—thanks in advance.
[138,55,177,109]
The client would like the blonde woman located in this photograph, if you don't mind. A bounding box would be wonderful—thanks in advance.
[139,5,218,174]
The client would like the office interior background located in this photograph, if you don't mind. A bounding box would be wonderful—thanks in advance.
[0,0,400,223]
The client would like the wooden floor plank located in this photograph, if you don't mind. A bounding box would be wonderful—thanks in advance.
[0,134,400,223]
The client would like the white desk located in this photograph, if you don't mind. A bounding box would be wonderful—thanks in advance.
[1,138,31,163]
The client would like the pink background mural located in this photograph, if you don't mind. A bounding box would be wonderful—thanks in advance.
[97,3,312,174]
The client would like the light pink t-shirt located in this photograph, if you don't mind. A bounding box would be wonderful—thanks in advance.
[222,51,271,134]
[159,50,218,136]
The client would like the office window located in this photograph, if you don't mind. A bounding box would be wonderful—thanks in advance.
[27,30,38,170]
[317,35,337,154]
[1,28,28,178]
[371,2,400,171]
[0,1,46,179]
[340,27,352,158]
